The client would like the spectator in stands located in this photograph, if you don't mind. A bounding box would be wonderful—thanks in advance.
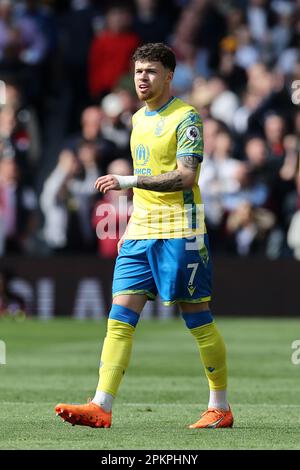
[234,24,260,71]
[276,21,300,75]
[263,112,286,159]
[0,105,32,184]
[279,134,299,184]
[0,82,41,183]
[246,66,292,137]
[62,105,117,173]
[243,136,298,253]
[40,144,99,253]
[226,200,275,256]
[88,5,140,101]
[222,161,269,213]
[199,130,241,250]
[207,76,239,128]
[0,154,38,254]
[259,131,298,259]
[270,1,294,59]
[40,150,78,252]
[100,93,131,158]
[274,133,299,229]
[244,136,278,189]
[188,77,214,117]
[246,0,276,47]
[190,76,240,126]
[68,140,100,250]
[202,117,223,158]
[218,37,247,95]
[172,42,200,98]
[92,158,133,259]
[287,166,300,260]
[133,0,171,44]
[171,2,221,86]
[113,88,140,131]
[233,90,262,136]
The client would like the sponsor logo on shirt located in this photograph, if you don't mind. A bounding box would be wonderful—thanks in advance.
[134,144,150,166]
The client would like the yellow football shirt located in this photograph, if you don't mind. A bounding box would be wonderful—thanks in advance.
[125,96,206,239]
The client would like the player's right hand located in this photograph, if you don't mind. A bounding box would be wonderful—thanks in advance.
[94,175,121,194]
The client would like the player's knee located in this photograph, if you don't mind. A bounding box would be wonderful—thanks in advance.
[108,304,140,328]
[181,310,213,329]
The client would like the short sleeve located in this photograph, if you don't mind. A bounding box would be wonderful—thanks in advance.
[176,111,203,161]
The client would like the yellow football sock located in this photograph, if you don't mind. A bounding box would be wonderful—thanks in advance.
[97,305,139,397]
[190,321,227,391]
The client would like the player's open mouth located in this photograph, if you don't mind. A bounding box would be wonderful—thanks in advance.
[139,85,150,91]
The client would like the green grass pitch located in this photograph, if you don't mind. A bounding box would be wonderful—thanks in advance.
[0,317,300,450]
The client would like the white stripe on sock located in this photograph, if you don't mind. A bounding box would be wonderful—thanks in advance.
[92,391,114,412]
[208,390,229,411]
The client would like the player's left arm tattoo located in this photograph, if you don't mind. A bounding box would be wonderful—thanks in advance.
[137,155,199,192]
[178,155,199,171]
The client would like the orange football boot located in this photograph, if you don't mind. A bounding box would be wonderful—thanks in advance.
[188,407,233,429]
[55,401,112,428]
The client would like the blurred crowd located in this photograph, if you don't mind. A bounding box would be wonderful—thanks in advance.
[0,0,299,260]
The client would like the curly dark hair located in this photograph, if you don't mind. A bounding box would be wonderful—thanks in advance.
[132,43,176,72]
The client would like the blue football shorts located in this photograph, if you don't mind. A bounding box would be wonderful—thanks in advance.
[112,234,212,305]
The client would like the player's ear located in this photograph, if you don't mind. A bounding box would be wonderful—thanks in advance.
[166,70,174,83]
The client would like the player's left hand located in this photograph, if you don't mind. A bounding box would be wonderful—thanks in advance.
[94,175,121,193]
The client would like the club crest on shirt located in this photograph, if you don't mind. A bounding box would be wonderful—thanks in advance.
[186,125,201,142]
[154,118,166,136]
